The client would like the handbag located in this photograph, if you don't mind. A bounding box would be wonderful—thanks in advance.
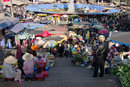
[104,61,110,68]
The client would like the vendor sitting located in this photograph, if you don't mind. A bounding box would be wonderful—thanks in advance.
[36,53,45,72]
[2,56,17,80]
[22,53,34,81]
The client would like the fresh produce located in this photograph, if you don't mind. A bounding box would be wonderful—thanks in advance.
[110,61,130,87]
[71,54,83,64]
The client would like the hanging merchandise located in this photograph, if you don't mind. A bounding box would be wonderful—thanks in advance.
[31,45,39,51]
[7,39,12,49]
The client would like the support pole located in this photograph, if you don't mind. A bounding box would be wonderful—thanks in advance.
[11,0,14,17]
[98,0,99,5]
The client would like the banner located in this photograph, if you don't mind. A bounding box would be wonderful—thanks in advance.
[3,0,10,2]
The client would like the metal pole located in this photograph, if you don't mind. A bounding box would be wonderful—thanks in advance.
[11,0,14,17]
[127,0,129,7]
[98,0,99,5]
[33,0,35,3]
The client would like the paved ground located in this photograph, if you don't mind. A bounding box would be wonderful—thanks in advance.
[0,57,121,87]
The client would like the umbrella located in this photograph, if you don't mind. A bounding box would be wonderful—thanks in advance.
[68,25,79,29]
[49,31,64,35]
[79,25,89,29]
[110,32,130,46]
[54,27,68,32]
[61,15,69,18]
[57,21,69,25]
[43,40,57,48]
[52,14,60,17]
[98,29,109,34]
[29,11,34,14]
[69,24,89,29]
[74,21,91,25]
[45,36,64,41]
[92,25,105,30]
[37,14,47,16]
[98,29,109,38]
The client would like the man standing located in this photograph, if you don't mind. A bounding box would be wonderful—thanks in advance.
[93,35,108,77]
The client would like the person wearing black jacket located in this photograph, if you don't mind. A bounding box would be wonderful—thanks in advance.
[93,35,109,77]
[18,53,25,75]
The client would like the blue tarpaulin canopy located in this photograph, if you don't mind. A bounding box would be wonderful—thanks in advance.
[0,17,19,30]
[25,3,120,14]
[9,23,24,33]
[20,23,45,29]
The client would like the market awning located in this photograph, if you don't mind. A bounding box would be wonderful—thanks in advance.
[52,14,60,17]
[9,23,24,33]
[0,17,19,30]
[110,32,130,46]
[20,23,45,29]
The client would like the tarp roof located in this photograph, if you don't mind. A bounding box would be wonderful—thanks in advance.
[25,3,120,15]
[0,17,19,30]
[9,23,24,33]
[20,23,45,29]
[110,32,130,46]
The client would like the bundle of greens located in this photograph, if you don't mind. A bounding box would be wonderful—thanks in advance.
[110,61,130,87]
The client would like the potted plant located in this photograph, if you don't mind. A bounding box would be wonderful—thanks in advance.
[72,54,83,66]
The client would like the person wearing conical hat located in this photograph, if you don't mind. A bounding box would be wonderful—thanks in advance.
[3,56,17,79]
[22,53,34,80]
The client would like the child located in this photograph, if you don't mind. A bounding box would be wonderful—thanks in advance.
[14,66,22,84]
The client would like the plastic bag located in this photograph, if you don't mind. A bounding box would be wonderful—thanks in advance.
[104,61,110,68]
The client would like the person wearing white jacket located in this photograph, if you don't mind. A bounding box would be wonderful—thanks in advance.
[2,56,17,79]
[3,62,16,79]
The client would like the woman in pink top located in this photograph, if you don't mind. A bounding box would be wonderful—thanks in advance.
[22,53,34,80]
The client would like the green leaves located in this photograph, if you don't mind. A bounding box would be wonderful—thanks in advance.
[110,61,130,87]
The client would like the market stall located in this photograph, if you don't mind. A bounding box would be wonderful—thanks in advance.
[52,14,61,24]
[109,32,130,46]
[61,15,69,23]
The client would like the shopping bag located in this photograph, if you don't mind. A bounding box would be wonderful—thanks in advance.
[104,61,110,68]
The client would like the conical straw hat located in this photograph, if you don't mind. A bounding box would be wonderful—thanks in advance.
[22,53,33,61]
[4,56,17,64]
